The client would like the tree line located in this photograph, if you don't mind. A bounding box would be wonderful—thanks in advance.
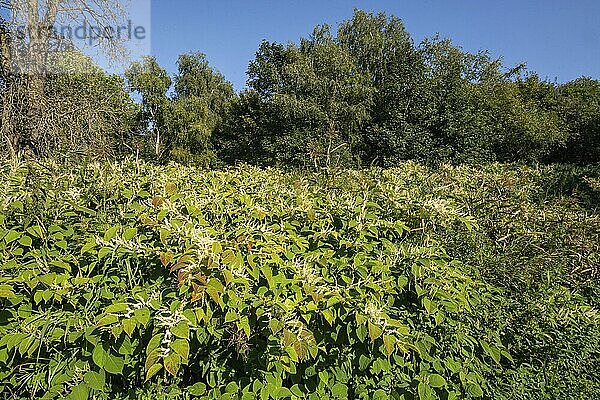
[1,9,599,166]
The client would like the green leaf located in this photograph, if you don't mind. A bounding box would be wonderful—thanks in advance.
[96,314,119,327]
[92,346,124,375]
[84,371,105,391]
[134,308,151,327]
[225,381,239,394]
[356,325,367,342]
[273,387,292,399]
[355,313,367,326]
[418,382,434,400]
[11,201,23,212]
[69,383,89,400]
[171,321,190,339]
[171,339,190,364]
[92,345,106,368]
[268,319,284,335]
[145,349,161,372]
[26,225,43,238]
[105,303,129,314]
[18,235,32,247]
[322,309,335,325]
[481,340,501,364]
[146,334,162,355]
[318,371,329,385]
[429,374,447,388]
[0,287,16,299]
[373,390,387,400]
[358,354,371,371]
[188,382,207,396]
[331,383,348,398]
[225,310,239,323]
[237,316,251,338]
[4,230,20,244]
[423,297,436,314]
[145,363,162,381]
[122,318,137,337]
[467,383,484,398]
[290,384,303,397]
[285,346,299,363]
[123,227,137,241]
[81,238,97,254]
[104,226,119,242]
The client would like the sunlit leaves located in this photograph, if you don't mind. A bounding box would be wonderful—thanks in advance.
[169,318,188,335]
[2,160,565,400]
[92,345,124,375]
[163,353,181,377]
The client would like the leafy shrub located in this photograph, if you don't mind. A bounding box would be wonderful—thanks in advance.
[0,161,599,399]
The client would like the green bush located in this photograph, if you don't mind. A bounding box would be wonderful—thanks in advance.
[0,161,599,399]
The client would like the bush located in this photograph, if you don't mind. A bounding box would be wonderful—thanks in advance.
[0,161,598,399]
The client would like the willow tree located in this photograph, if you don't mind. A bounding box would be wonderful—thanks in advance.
[0,0,128,157]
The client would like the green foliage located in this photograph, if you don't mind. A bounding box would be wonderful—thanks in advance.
[0,160,598,399]
[229,27,373,168]
[551,77,600,163]
[125,53,233,165]
[125,56,173,159]
[215,9,600,168]
[43,52,139,159]
[3,8,600,166]
[169,53,235,166]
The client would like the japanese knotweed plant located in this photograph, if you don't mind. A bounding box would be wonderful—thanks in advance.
[0,161,511,400]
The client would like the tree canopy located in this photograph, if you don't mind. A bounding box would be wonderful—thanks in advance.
[0,8,598,166]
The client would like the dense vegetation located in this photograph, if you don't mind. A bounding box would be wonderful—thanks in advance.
[1,5,599,399]
[1,10,600,166]
[0,161,598,399]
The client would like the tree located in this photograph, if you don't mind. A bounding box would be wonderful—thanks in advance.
[42,51,137,159]
[0,0,128,157]
[487,72,565,162]
[337,10,428,166]
[552,77,600,163]
[125,56,172,160]
[126,53,234,165]
[224,25,373,168]
[170,52,234,165]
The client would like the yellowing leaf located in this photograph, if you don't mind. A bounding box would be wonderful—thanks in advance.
[368,321,383,342]
[293,339,309,361]
[283,330,297,347]
[160,251,174,267]
[165,183,178,195]
[145,349,161,372]
[163,353,181,377]
[383,335,396,357]
[221,249,236,266]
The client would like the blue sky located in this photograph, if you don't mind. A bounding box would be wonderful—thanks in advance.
[150,0,600,91]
